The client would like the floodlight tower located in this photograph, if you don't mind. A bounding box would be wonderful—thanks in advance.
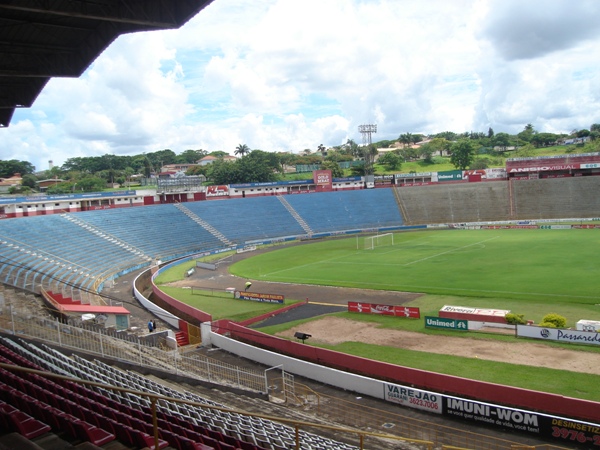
[358,124,378,178]
[358,124,377,146]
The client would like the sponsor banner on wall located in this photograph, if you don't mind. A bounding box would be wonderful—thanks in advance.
[437,170,463,181]
[517,325,600,346]
[539,225,572,229]
[234,291,284,304]
[395,172,432,178]
[440,305,510,317]
[444,397,541,432]
[348,302,371,313]
[313,169,332,188]
[425,316,468,330]
[394,306,421,318]
[348,302,420,318]
[443,397,600,447]
[370,303,395,315]
[508,164,579,173]
[206,185,229,197]
[384,383,442,414]
[573,224,600,229]
[485,168,507,179]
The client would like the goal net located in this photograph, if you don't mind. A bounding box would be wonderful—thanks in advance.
[363,233,394,250]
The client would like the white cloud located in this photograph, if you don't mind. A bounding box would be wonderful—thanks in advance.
[1,0,599,172]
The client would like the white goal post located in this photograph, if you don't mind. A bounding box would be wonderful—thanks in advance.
[362,233,395,250]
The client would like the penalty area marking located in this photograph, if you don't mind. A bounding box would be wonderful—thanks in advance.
[401,235,501,266]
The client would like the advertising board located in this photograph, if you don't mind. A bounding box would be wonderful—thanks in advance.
[384,383,442,414]
[424,316,468,330]
[348,302,420,318]
[233,291,284,304]
[443,397,600,448]
[517,325,600,346]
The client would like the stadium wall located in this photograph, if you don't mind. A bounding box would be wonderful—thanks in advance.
[396,176,600,225]
[216,322,600,426]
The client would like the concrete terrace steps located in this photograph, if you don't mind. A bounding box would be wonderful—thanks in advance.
[276,196,313,234]
[174,202,234,247]
[60,213,150,261]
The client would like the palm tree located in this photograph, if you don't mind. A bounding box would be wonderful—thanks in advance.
[234,144,250,158]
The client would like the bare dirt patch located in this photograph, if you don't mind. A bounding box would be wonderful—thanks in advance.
[277,317,600,376]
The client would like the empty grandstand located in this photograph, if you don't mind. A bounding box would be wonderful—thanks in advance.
[1,176,600,448]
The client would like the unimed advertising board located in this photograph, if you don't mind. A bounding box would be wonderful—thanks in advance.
[424,316,468,330]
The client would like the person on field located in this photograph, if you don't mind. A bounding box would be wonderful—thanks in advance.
[245,281,252,291]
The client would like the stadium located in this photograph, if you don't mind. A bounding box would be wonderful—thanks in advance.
[1,168,600,449]
[1,2,600,450]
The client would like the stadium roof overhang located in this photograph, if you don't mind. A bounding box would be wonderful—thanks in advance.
[0,0,214,127]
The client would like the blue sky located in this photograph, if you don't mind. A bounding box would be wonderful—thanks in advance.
[2,0,600,172]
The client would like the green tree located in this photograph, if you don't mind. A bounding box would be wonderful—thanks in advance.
[492,133,511,151]
[531,133,558,148]
[44,165,64,179]
[359,144,378,176]
[377,152,402,171]
[207,150,280,184]
[21,174,38,189]
[239,150,280,182]
[343,139,360,159]
[46,182,76,194]
[77,176,107,192]
[8,185,33,194]
[350,162,366,176]
[428,137,451,157]
[450,139,475,170]
[398,147,419,161]
[518,124,536,143]
[206,159,236,184]
[277,152,297,174]
[234,144,250,158]
[177,149,207,164]
[321,160,344,178]
[185,165,208,176]
[434,131,459,141]
[398,133,413,148]
[0,159,35,177]
[418,145,434,163]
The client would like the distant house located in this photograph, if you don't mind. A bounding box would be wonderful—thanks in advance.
[160,163,198,173]
[157,171,179,179]
[0,173,23,193]
[38,178,65,191]
[197,155,236,166]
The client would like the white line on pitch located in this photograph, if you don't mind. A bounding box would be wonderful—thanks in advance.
[402,235,501,266]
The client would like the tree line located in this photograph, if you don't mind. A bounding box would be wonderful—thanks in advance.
[2,123,598,194]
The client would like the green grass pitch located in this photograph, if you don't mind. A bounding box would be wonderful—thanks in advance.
[230,229,600,305]
[158,228,600,401]
[227,228,600,401]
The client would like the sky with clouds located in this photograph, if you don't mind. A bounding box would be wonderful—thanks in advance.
[2,0,600,172]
